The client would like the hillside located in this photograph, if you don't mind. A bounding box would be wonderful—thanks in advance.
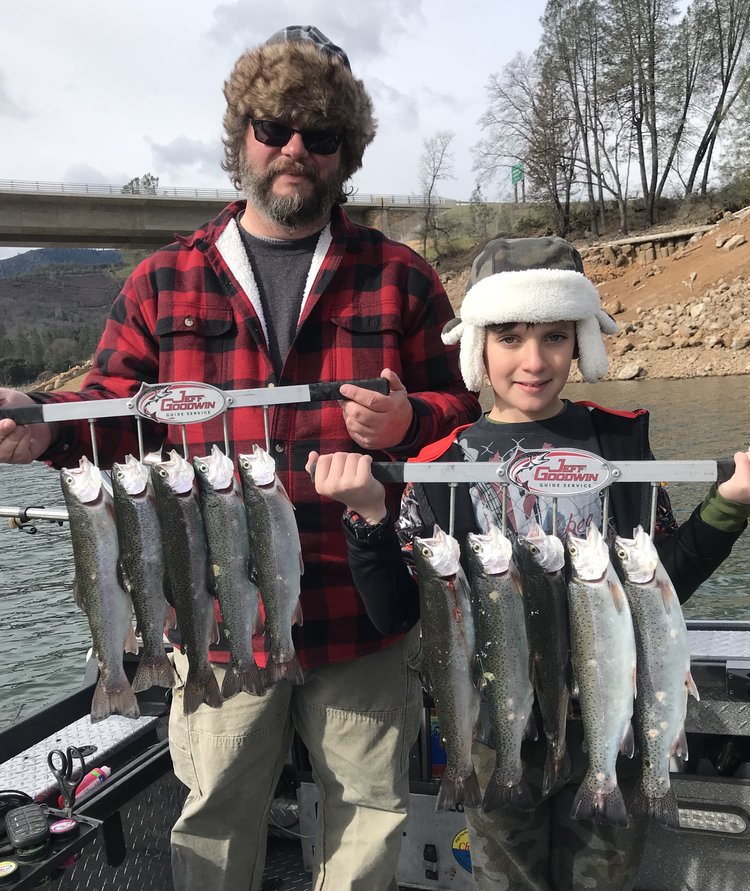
[440,207,750,382]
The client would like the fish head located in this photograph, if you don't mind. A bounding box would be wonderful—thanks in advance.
[612,525,658,585]
[517,522,565,573]
[112,454,150,498]
[466,524,512,576]
[151,449,194,495]
[194,444,235,492]
[414,524,461,578]
[60,455,104,505]
[238,444,276,487]
[566,522,610,582]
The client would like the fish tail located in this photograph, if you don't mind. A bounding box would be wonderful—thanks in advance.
[542,743,573,797]
[482,772,535,813]
[221,662,265,699]
[183,665,223,714]
[131,652,175,693]
[91,676,140,723]
[436,769,482,812]
[629,784,680,828]
[570,773,629,826]
[265,653,305,687]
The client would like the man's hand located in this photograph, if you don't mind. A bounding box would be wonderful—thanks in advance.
[718,448,750,504]
[338,368,413,452]
[0,389,54,464]
[306,451,387,524]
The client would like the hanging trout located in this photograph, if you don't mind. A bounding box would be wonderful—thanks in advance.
[514,523,572,797]
[611,526,698,828]
[467,524,535,812]
[238,445,304,686]
[112,454,175,694]
[414,525,482,811]
[151,450,221,714]
[194,445,264,699]
[60,456,140,722]
[566,523,637,827]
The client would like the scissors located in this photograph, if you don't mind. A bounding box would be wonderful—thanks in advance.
[47,746,86,814]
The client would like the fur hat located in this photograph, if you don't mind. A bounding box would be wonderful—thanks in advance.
[222,25,376,186]
[442,237,618,389]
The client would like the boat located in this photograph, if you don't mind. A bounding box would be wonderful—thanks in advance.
[1,617,749,890]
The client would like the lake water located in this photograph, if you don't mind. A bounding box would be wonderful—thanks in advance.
[0,375,748,730]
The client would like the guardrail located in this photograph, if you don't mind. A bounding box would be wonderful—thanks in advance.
[0,179,455,207]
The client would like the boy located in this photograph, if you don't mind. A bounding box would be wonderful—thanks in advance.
[307,237,750,889]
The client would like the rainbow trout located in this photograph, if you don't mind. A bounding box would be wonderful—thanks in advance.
[566,522,637,827]
[238,445,304,686]
[60,456,140,722]
[111,454,174,694]
[611,526,699,828]
[194,445,264,699]
[514,523,572,796]
[414,525,481,812]
[467,524,535,812]
[151,450,221,714]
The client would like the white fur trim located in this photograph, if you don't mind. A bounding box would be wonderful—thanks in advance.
[453,268,618,386]
[217,218,268,344]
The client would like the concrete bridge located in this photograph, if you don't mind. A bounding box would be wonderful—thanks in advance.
[0,180,455,248]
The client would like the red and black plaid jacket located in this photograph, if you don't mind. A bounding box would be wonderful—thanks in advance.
[33,201,480,669]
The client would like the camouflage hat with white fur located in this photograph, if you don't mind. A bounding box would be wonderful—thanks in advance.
[442,236,618,389]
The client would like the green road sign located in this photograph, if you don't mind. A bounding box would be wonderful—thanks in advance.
[511,163,524,185]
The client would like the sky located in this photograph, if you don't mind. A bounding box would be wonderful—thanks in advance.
[0,0,549,231]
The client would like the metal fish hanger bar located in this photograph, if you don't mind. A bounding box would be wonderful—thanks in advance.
[0,379,389,426]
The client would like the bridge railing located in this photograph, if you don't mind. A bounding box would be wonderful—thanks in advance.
[0,179,456,207]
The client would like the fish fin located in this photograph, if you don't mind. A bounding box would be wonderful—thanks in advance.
[483,772,535,813]
[183,665,223,714]
[542,743,572,797]
[252,610,265,637]
[132,652,175,693]
[209,615,220,646]
[221,662,265,699]
[687,671,700,702]
[421,668,433,698]
[671,728,689,762]
[72,576,86,611]
[528,652,539,691]
[164,606,177,632]
[298,552,305,576]
[116,560,131,595]
[265,653,305,687]
[90,676,140,723]
[570,774,628,827]
[629,784,679,828]
[473,654,487,693]
[524,709,538,742]
[292,600,304,628]
[124,623,140,655]
[436,769,482,812]
[608,576,628,613]
[620,721,636,758]
[656,566,678,613]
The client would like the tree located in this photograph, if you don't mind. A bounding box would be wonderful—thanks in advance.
[469,184,494,238]
[418,130,455,259]
[121,172,160,195]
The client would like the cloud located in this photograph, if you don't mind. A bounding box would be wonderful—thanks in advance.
[63,163,117,185]
[0,71,27,119]
[208,1,424,60]
[146,135,223,179]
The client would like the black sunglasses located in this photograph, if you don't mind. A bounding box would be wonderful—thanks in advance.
[249,119,342,155]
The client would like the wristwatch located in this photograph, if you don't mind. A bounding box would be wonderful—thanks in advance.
[342,509,392,544]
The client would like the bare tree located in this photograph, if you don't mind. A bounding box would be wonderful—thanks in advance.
[419,130,455,258]
[474,52,580,235]
[121,172,160,195]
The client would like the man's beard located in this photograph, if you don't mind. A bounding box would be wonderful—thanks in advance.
[239,155,345,230]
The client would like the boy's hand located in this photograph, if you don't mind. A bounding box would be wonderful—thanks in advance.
[338,368,413,452]
[0,389,54,464]
[718,448,750,504]
[306,451,387,524]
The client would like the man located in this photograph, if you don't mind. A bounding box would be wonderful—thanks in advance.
[0,26,480,891]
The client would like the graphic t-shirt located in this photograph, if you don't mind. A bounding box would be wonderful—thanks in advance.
[453,401,603,537]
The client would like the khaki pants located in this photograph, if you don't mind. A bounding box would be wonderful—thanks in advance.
[169,625,423,891]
